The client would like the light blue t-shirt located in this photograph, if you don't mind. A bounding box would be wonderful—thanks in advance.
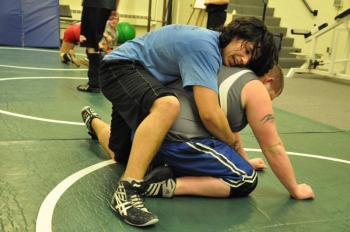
[104,24,222,92]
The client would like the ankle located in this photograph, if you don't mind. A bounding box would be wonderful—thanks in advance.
[90,117,100,129]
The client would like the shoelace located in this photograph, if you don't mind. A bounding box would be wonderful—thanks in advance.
[130,194,149,212]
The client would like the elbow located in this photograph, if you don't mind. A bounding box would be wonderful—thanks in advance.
[199,111,217,127]
[261,141,284,155]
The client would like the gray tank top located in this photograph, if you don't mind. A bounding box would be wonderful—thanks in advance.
[166,67,257,142]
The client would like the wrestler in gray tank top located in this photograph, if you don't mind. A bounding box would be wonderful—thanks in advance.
[166,67,258,142]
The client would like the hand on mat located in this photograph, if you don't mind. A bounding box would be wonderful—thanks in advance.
[290,184,315,200]
[248,158,266,171]
[68,50,80,67]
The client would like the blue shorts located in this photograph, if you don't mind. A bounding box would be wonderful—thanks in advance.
[154,138,257,189]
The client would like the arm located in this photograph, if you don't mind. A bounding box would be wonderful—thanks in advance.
[236,132,267,170]
[235,132,249,160]
[193,86,238,149]
[243,80,314,199]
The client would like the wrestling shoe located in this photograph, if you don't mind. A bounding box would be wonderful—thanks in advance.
[61,52,72,63]
[77,83,100,93]
[111,179,159,227]
[143,165,176,198]
[81,106,100,140]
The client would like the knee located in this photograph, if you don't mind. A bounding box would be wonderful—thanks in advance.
[152,95,180,120]
[228,176,258,198]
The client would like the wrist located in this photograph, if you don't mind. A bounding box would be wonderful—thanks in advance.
[288,184,299,197]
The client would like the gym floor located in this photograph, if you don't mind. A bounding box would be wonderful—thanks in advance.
[1,46,349,232]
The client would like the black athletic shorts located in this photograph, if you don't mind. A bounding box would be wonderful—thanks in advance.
[99,60,177,164]
[80,6,111,50]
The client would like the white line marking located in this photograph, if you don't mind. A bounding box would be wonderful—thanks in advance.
[0,109,84,126]
[0,46,60,53]
[0,46,85,56]
[0,64,87,71]
[0,76,86,81]
[246,148,350,164]
[35,149,350,232]
[0,76,87,125]
[36,159,116,232]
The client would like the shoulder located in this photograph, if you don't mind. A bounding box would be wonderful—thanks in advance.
[171,25,220,48]
[242,80,270,107]
[218,67,258,99]
[218,67,256,85]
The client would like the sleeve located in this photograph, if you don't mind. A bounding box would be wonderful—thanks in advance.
[179,51,221,93]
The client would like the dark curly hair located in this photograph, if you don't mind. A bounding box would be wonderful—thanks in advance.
[219,16,278,76]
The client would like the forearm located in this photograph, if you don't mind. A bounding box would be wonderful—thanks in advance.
[201,108,237,148]
[235,133,249,160]
[237,146,249,160]
[262,143,298,194]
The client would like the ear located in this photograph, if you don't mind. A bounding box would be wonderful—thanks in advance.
[260,75,274,85]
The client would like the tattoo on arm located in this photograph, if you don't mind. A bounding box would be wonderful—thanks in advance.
[260,114,275,124]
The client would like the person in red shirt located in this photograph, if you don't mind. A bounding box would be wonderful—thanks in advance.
[60,23,82,66]
[60,17,118,67]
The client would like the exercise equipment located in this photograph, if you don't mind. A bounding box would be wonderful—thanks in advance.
[287,8,350,80]
[117,22,136,44]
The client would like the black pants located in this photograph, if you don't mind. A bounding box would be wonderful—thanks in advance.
[80,6,111,50]
[206,4,228,31]
[99,60,176,164]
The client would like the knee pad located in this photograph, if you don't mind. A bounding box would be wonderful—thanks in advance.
[229,177,258,198]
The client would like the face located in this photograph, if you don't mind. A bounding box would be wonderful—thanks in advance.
[222,38,255,67]
[108,18,118,27]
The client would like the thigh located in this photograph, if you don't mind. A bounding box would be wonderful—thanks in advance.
[100,60,176,130]
[60,41,74,53]
[157,138,255,180]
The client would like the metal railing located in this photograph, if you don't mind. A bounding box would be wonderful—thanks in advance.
[262,0,268,22]
[301,0,318,16]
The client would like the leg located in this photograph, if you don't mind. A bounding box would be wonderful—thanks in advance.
[98,61,180,226]
[81,105,129,162]
[144,138,257,198]
[175,176,230,197]
[78,7,111,92]
[90,117,115,159]
[175,175,258,198]
[60,41,75,63]
[109,96,179,227]
[81,100,180,172]
[60,41,75,56]
[143,165,257,198]
[122,95,180,179]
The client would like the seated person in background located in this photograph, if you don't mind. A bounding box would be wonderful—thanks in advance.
[205,0,229,31]
[60,16,118,67]
[81,65,315,200]
[99,17,118,54]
